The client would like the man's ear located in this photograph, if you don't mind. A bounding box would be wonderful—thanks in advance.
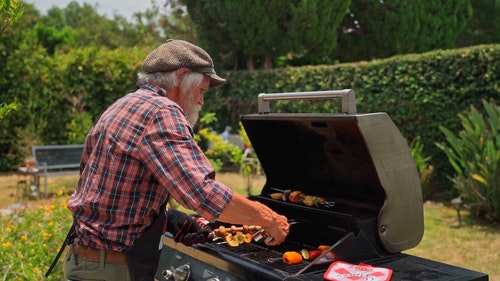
[175,67,190,82]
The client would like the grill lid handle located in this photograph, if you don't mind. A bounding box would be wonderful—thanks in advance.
[258,89,356,114]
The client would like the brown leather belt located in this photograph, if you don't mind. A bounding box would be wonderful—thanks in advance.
[72,244,127,263]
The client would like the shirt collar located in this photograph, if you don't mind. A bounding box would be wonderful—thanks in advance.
[140,83,167,97]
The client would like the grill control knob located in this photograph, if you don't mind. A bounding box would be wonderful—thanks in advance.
[162,264,191,281]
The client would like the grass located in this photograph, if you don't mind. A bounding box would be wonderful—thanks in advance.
[0,172,498,280]
[404,201,499,279]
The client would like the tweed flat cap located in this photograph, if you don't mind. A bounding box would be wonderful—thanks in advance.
[142,39,226,87]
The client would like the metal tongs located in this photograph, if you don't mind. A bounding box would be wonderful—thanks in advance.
[270,188,336,208]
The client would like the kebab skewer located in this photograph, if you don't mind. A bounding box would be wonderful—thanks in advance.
[269,188,335,208]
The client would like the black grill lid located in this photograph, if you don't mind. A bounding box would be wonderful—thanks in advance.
[239,90,424,253]
[240,114,385,207]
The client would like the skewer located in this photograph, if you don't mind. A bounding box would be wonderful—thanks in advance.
[269,188,336,208]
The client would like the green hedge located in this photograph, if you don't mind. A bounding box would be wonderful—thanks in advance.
[2,43,499,193]
[205,44,500,191]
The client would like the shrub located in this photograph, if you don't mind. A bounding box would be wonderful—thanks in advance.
[197,127,243,172]
[409,137,435,201]
[194,113,243,172]
[436,99,500,222]
[0,102,17,121]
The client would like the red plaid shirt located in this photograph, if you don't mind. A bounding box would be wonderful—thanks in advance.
[67,84,233,251]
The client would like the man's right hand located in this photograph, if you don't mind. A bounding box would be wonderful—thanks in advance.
[262,212,289,246]
[218,192,290,246]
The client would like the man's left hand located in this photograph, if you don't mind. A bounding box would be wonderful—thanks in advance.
[166,209,212,246]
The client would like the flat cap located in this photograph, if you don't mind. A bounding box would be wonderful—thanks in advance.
[142,39,226,87]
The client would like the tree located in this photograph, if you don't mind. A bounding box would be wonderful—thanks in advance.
[286,0,351,65]
[457,0,500,47]
[334,0,473,62]
[158,0,198,42]
[183,0,350,70]
[34,1,164,52]
[0,0,24,34]
[0,0,23,121]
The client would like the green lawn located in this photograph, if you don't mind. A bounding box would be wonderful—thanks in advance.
[405,201,499,280]
[0,173,497,280]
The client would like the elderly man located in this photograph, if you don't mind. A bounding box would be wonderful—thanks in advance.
[60,39,289,281]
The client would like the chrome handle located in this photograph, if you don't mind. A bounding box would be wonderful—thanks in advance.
[257,89,356,114]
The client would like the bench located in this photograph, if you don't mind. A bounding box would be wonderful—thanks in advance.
[32,144,84,198]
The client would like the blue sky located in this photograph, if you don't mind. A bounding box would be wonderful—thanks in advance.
[29,0,151,21]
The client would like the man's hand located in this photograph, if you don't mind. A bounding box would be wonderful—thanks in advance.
[263,213,289,246]
[166,209,212,246]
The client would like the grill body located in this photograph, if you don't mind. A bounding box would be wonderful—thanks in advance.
[155,91,488,281]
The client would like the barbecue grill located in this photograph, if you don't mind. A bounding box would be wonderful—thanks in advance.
[154,90,489,281]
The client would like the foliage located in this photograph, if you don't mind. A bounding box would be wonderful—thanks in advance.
[0,102,17,121]
[184,0,350,70]
[0,194,72,280]
[237,122,263,193]
[0,0,24,34]
[409,137,435,201]
[457,0,500,47]
[0,32,498,202]
[0,101,19,168]
[32,22,78,55]
[34,1,164,52]
[0,1,499,201]
[197,127,243,172]
[204,44,500,193]
[53,46,143,121]
[285,0,351,65]
[156,0,198,41]
[334,0,473,62]
[66,112,93,144]
[0,0,23,132]
[436,99,500,222]
[194,113,243,172]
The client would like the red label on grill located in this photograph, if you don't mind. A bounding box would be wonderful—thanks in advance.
[323,261,392,281]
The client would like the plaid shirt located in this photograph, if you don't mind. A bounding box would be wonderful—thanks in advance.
[67,84,233,251]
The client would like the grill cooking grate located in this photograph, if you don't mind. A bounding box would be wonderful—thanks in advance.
[209,241,310,275]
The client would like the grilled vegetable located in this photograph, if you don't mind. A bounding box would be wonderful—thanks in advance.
[313,196,326,207]
[308,250,322,260]
[288,190,302,203]
[235,232,245,244]
[214,225,262,237]
[283,251,303,264]
[217,226,227,237]
[301,195,315,207]
[318,245,330,253]
[282,189,292,201]
[300,249,309,260]
[270,192,283,200]
[244,233,253,243]
[225,234,240,247]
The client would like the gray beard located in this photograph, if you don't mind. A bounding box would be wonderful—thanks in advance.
[186,104,201,127]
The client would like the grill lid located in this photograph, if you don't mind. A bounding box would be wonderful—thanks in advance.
[239,90,424,253]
